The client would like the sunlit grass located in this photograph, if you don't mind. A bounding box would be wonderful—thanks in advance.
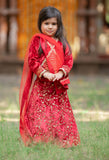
[68,75,109,111]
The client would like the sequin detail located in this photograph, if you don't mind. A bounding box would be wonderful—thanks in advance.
[25,78,80,147]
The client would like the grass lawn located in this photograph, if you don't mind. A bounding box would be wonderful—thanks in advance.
[0,74,109,160]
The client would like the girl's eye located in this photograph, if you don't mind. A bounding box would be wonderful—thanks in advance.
[45,22,49,25]
[52,23,57,25]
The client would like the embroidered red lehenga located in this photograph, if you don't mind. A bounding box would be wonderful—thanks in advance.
[19,33,80,147]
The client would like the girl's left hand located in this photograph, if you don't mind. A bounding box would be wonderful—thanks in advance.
[53,71,64,81]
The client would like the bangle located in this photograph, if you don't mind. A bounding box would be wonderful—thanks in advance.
[39,70,47,78]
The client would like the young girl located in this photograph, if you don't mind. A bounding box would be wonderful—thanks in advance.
[19,6,80,148]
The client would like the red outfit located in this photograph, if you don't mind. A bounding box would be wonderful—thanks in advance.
[19,33,80,147]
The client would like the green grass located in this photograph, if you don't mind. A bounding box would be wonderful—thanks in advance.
[0,74,109,160]
[0,120,109,160]
[68,75,109,111]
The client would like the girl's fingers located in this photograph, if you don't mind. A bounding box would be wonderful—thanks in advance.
[47,74,54,81]
[53,77,57,81]
[43,72,58,81]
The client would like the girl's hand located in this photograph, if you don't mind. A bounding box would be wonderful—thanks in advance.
[43,71,55,81]
[53,71,64,81]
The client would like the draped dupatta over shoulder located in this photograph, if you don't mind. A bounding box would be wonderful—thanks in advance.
[19,33,70,145]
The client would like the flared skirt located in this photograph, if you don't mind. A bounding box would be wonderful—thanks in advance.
[24,78,80,147]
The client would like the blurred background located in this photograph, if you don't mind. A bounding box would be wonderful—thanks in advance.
[0,1,109,159]
[0,0,109,74]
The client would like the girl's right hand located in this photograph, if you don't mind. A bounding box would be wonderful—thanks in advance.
[43,71,55,81]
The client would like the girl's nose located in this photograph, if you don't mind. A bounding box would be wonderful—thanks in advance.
[48,24,52,28]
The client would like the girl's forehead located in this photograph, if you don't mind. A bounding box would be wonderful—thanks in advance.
[43,17,57,22]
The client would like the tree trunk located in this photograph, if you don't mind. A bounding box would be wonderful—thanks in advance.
[0,0,8,54]
[8,0,18,54]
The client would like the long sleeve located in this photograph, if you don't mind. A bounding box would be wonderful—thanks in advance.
[60,44,73,76]
[28,36,46,78]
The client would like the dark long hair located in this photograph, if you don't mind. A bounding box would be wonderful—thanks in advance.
[38,6,71,54]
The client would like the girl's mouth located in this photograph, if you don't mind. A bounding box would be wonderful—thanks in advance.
[47,30,54,33]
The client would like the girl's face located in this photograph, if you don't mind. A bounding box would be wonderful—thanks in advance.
[41,17,58,37]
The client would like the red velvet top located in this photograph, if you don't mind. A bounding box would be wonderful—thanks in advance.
[28,36,73,78]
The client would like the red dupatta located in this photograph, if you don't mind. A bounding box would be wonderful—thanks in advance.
[19,33,67,145]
